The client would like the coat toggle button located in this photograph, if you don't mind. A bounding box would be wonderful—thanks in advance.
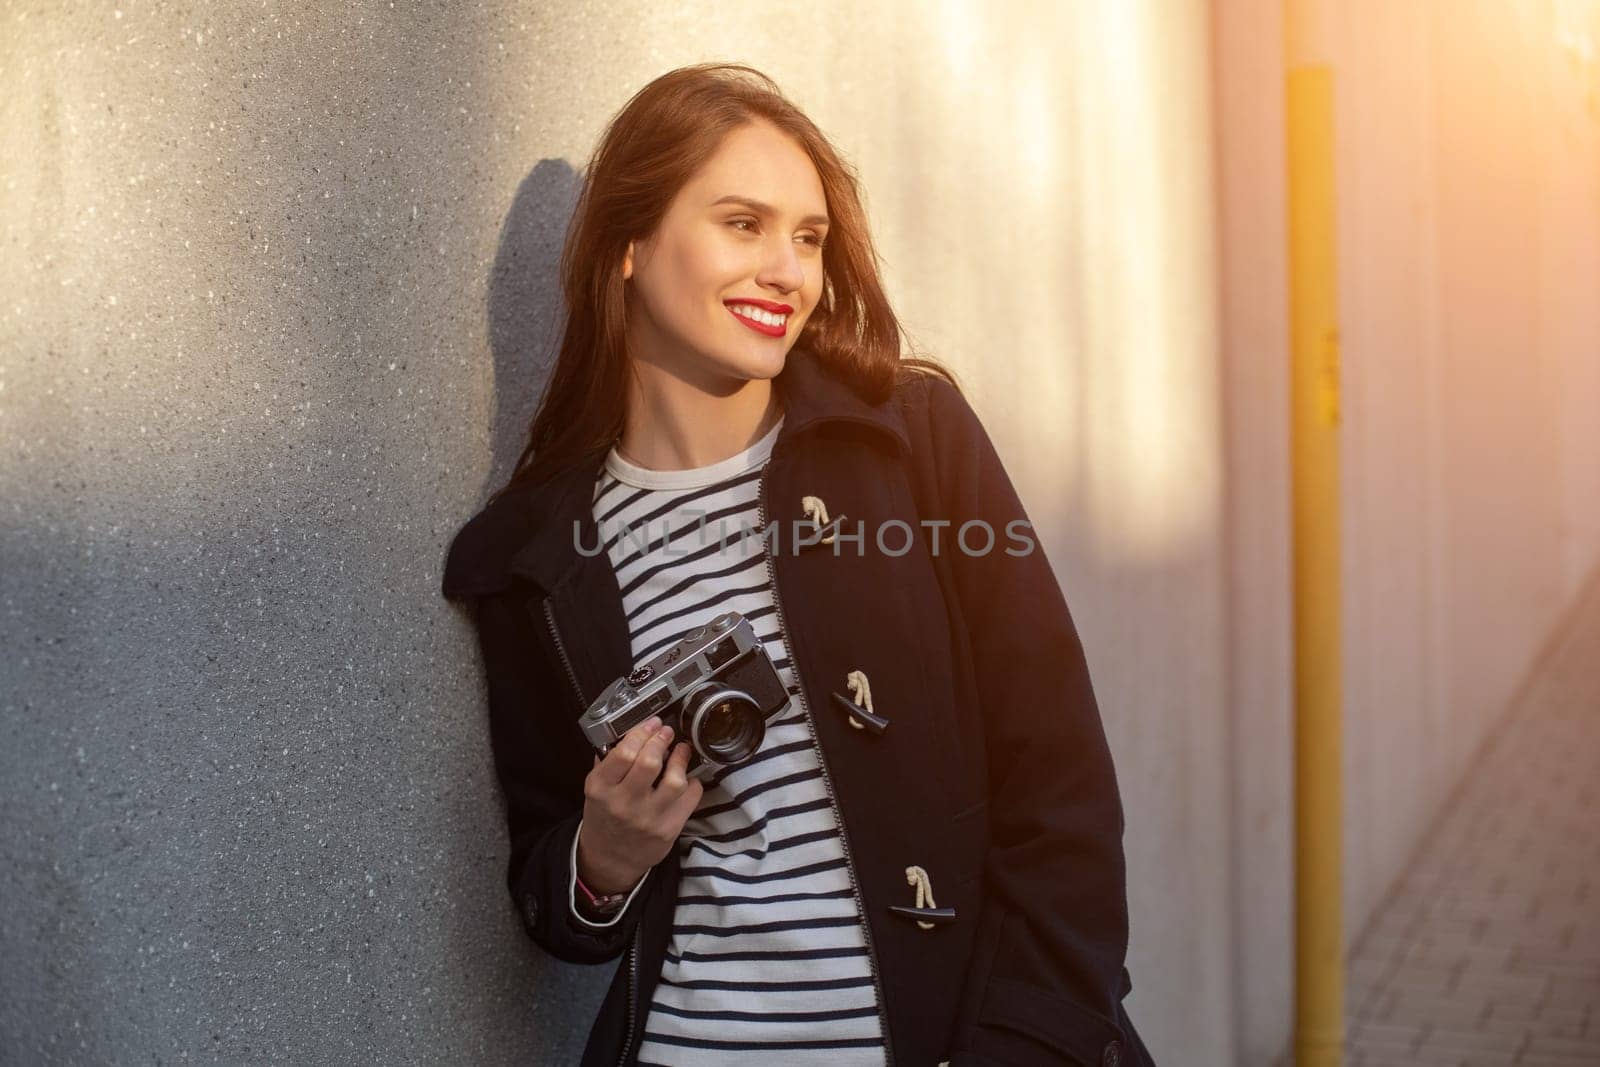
[799,494,848,552]
[830,669,889,734]
[889,864,957,928]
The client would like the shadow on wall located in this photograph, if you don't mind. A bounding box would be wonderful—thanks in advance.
[449,157,627,1064]
[483,157,585,502]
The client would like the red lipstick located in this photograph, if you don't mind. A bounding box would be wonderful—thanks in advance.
[725,300,789,337]
[724,298,793,314]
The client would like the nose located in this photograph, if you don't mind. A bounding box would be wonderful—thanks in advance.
[754,237,805,297]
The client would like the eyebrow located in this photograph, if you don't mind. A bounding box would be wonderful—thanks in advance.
[710,195,830,228]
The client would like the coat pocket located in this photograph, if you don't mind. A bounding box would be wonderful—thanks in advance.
[974,974,1129,1066]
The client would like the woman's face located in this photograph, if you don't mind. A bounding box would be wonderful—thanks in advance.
[623,120,830,388]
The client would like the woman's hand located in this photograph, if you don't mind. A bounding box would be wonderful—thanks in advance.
[576,716,705,895]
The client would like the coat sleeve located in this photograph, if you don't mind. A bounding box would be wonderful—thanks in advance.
[912,375,1139,1066]
[460,585,656,964]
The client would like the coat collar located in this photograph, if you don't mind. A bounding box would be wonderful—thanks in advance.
[771,347,910,457]
[501,350,908,595]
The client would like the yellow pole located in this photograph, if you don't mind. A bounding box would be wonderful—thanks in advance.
[1285,2,1344,1065]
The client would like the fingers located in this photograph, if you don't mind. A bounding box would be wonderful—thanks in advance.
[589,720,705,827]
[593,716,663,788]
[662,766,705,827]
[654,739,692,795]
[619,718,677,791]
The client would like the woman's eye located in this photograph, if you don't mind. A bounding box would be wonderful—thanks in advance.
[728,218,824,249]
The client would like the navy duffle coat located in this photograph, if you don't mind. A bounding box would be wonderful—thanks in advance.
[442,352,1155,1067]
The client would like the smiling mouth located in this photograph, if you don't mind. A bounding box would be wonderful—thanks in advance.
[726,303,788,337]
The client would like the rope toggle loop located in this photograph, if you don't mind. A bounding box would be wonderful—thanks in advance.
[829,669,891,735]
[800,494,846,547]
[905,865,939,930]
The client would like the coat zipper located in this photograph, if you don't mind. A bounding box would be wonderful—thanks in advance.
[540,594,643,1067]
[757,452,895,1065]
[540,596,587,709]
[617,922,641,1065]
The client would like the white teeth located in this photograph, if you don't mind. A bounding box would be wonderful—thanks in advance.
[730,303,786,327]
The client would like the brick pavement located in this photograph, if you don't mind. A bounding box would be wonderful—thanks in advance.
[1337,569,1600,1066]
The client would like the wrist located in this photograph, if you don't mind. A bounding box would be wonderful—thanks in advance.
[575,837,638,896]
[575,870,631,916]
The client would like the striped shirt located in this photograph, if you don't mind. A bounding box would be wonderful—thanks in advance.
[585,414,888,1066]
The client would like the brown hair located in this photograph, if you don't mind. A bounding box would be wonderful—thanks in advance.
[492,61,957,503]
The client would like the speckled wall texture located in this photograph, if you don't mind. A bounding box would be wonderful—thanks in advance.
[0,3,1223,1064]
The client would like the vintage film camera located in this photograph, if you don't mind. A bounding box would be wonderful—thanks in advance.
[578,612,790,780]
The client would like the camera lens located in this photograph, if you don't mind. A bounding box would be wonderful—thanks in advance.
[687,687,765,766]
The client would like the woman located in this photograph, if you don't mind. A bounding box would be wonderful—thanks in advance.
[443,63,1154,1067]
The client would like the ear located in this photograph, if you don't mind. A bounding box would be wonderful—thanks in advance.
[623,240,634,281]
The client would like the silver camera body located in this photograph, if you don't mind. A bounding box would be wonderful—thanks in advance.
[578,612,790,780]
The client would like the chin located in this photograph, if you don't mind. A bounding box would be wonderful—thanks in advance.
[713,343,790,384]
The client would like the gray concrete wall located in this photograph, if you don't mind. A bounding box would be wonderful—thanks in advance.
[2,3,1220,1063]
[1215,1,1600,1062]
